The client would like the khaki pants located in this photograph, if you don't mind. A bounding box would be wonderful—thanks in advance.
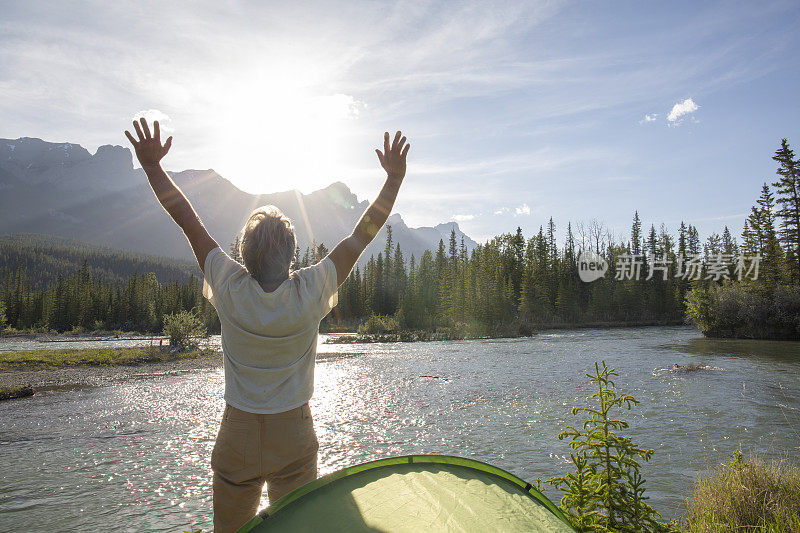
[211,403,319,533]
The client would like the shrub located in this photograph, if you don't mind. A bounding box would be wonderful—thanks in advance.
[460,321,489,339]
[163,309,206,351]
[683,450,800,532]
[0,300,6,330]
[685,284,714,333]
[357,315,400,335]
[686,283,800,340]
[548,361,674,532]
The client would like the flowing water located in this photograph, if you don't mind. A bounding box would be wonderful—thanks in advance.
[1,326,798,531]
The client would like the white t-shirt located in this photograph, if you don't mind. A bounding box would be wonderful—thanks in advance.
[202,247,338,414]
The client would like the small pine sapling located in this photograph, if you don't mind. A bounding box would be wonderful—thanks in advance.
[548,361,675,532]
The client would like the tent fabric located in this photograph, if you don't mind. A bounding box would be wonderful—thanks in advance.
[237,455,575,532]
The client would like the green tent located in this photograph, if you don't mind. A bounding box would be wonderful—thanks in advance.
[238,455,575,532]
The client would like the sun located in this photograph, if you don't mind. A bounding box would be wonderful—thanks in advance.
[215,74,360,194]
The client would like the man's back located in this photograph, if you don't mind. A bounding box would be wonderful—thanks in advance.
[124,117,409,531]
[203,247,339,414]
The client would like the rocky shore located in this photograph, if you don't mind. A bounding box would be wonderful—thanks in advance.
[0,331,169,342]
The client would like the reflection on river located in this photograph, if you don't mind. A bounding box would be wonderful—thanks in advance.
[1,326,798,531]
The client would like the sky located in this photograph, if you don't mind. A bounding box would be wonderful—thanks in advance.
[2,1,799,244]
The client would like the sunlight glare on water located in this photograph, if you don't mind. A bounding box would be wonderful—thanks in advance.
[1,326,799,531]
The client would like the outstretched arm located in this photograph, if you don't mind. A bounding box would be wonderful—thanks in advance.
[328,131,409,286]
[124,118,218,273]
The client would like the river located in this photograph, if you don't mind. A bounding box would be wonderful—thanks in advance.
[1,326,798,531]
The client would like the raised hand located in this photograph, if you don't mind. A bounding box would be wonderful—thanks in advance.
[124,118,173,168]
[375,131,409,183]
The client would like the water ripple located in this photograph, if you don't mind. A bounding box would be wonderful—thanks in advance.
[1,326,798,530]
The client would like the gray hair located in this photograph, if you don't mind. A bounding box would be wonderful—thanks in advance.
[239,205,296,284]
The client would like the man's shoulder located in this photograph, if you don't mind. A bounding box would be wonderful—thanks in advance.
[210,249,248,277]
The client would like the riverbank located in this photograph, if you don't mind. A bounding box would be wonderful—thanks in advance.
[686,284,800,341]
[325,320,687,344]
[326,330,496,344]
[0,346,221,398]
[0,329,168,342]
[683,451,800,531]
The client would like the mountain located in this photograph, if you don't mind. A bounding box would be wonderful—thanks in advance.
[0,137,477,265]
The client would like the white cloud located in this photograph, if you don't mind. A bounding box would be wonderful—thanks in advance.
[640,113,658,123]
[667,98,699,123]
[515,204,531,215]
[452,214,475,221]
[494,207,510,215]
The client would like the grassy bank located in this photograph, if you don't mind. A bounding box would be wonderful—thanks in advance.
[325,320,688,344]
[682,451,800,532]
[537,319,686,330]
[326,329,503,344]
[0,327,163,339]
[0,346,213,371]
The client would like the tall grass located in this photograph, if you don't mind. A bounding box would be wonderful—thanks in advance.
[682,450,800,532]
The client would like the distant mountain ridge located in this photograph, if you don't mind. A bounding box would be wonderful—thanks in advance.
[0,137,477,265]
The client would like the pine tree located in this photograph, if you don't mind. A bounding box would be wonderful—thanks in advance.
[645,225,658,281]
[752,183,784,285]
[704,233,721,258]
[741,219,756,255]
[511,227,525,300]
[301,247,312,267]
[316,242,329,261]
[392,244,406,315]
[435,239,446,274]
[373,253,384,314]
[721,226,737,255]
[418,250,436,328]
[384,226,394,307]
[678,222,687,258]
[547,218,558,263]
[772,139,800,281]
[356,266,365,319]
[549,361,672,532]
[449,228,458,265]
[675,221,691,301]
[229,235,243,264]
[631,212,642,256]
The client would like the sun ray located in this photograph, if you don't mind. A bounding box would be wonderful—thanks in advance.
[293,189,315,252]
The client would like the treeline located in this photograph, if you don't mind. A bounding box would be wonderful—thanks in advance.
[0,234,199,287]
[731,139,800,284]
[327,219,695,336]
[0,260,216,333]
[686,139,800,339]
